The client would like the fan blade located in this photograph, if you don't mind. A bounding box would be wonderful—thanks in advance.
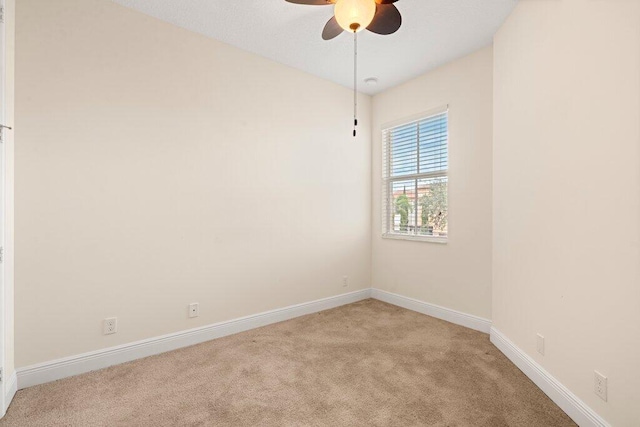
[375,0,398,4]
[322,16,343,40]
[367,3,402,35]
[285,0,333,5]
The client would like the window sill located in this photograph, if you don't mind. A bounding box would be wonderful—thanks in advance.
[382,233,448,244]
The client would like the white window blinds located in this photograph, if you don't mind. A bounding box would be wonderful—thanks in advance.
[382,108,449,240]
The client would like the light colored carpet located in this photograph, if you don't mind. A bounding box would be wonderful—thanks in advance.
[0,299,576,426]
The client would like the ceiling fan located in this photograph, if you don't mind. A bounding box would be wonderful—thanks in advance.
[285,0,402,40]
[285,0,402,137]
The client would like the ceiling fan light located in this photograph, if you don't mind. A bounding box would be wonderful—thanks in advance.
[334,0,376,32]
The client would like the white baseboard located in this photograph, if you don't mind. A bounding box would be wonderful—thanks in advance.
[12,287,608,427]
[370,288,492,333]
[490,327,609,427]
[3,371,17,415]
[17,289,372,390]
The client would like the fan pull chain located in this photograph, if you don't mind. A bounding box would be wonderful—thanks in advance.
[353,30,358,138]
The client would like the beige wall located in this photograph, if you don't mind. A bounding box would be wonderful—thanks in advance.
[371,47,493,320]
[15,0,371,367]
[493,1,640,425]
[3,0,15,401]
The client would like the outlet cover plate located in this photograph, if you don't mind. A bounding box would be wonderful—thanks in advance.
[594,371,607,401]
[103,317,117,335]
[536,333,544,355]
[189,303,199,318]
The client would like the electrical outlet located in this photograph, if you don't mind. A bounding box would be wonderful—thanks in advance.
[536,333,545,355]
[103,317,117,335]
[342,276,349,288]
[594,371,607,401]
[188,303,199,318]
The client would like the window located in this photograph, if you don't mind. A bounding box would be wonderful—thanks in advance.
[382,108,448,242]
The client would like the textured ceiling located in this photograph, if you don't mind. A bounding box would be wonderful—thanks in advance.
[110,0,518,95]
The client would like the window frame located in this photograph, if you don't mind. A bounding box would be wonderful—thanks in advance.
[381,106,449,244]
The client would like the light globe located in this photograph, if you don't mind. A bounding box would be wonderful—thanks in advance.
[334,0,376,32]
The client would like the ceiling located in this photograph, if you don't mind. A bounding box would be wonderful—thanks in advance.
[110,0,518,95]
